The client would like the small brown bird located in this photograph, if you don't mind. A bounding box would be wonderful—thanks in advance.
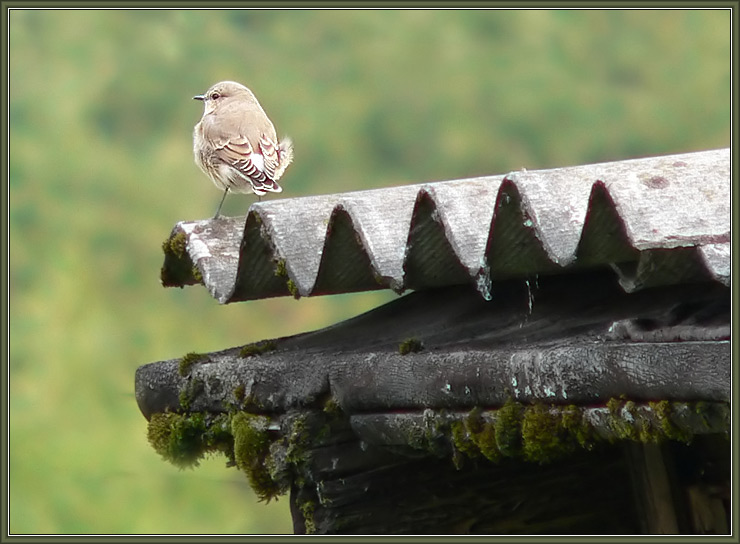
[193,81,293,217]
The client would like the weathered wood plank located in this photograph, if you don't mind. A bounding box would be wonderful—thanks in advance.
[626,443,680,534]
[137,272,729,419]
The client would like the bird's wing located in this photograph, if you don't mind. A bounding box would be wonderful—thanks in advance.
[215,135,268,184]
[258,136,280,180]
[202,104,283,192]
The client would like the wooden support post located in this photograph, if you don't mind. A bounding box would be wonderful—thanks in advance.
[626,442,680,534]
[686,485,729,533]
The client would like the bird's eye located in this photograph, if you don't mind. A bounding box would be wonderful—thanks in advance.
[210,92,220,100]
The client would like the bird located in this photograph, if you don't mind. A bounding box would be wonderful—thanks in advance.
[192,81,293,218]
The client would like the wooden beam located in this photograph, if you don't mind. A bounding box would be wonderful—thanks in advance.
[626,442,680,534]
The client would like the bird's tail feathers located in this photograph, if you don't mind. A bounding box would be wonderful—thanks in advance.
[251,178,282,195]
[274,137,294,180]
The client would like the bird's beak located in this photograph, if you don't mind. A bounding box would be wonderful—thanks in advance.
[193,94,205,101]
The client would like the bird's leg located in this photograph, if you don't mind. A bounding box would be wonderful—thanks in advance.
[214,188,229,219]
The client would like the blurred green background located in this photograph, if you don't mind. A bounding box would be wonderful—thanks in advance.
[8,9,730,534]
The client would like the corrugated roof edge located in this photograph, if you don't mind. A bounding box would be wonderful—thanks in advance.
[160,148,730,303]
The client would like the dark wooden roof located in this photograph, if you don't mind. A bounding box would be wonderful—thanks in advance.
[137,271,729,419]
[142,149,731,534]
[136,271,729,534]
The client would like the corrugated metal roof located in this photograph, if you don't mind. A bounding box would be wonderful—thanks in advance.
[161,148,730,304]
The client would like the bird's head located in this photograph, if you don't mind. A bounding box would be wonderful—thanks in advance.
[194,81,256,114]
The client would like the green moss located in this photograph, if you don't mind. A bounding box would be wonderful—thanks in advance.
[650,400,692,444]
[162,230,187,259]
[453,400,724,469]
[274,259,287,278]
[465,406,484,433]
[239,339,278,358]
[606,397,622,416]
[560,405,596,450]
[261,414,313,498]
[450,420,476,456]
[321,396,343,418]
[460,407,501,462]
[453,399,723,469]
[604,397,701,444]
[233,384,246,403]
[606,397,639,441]
[273,259,300,297]
[471,420,502,462]
[494,398,523,457]
[298,498,317,535]
[455,402,591,465]
[147,412,203,468]
[453,402,605,465]
[449,421,469,468]
[160,231,198,285]
[285,414,312,466]
[397,413,446,455]
[178,378,205,411]
[231,412,282,502]
[398,338,423,355]
[191,265,203,284]
[178,352,204,377]
[521,403,575,464]
[636,415,661,444]
[286,279,301,299]
[146,412,233,469]
[207,413,236,458]
[178,390,190,411]
[625,400,660,444]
